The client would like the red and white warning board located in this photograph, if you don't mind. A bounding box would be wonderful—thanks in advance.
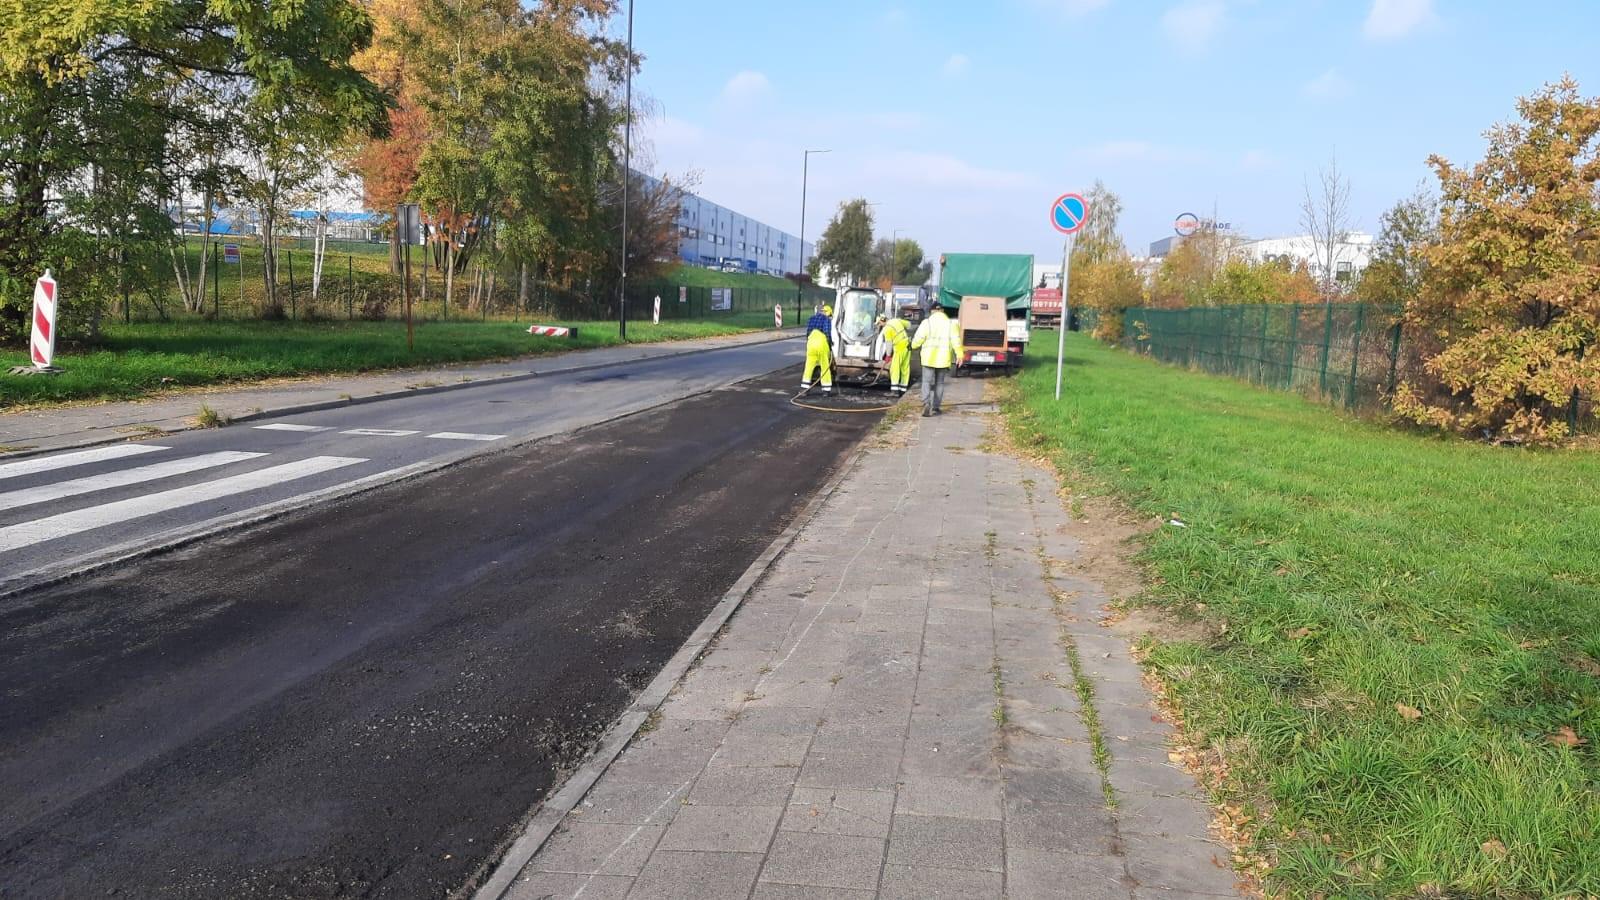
[30,270,58,369]
[527,324,574,338]
[774,304,783,328]
[653,295,661,325]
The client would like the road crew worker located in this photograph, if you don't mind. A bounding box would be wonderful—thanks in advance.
[801,303,834,394]
[876,313,912,396]
[910,302,963,417]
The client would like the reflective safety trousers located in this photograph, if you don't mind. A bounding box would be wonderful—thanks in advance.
[802,330,833,387]
[882,317,912,387]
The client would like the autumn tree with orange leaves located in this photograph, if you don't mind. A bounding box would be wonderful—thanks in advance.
[1395,76,1600,442]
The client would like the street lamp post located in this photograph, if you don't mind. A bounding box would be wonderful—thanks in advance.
[618,0,635,340]
[890,227,904,285]
[797,149,830,319]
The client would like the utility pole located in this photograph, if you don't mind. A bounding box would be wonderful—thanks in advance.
[618,0,634,340]
[797,149,830,317]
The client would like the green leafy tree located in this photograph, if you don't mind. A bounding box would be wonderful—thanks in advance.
[399,0,622,311]
[0,0,387,335]
[1396,76,1600,442]
[810,199,874,287]
[868,237,932,287]
[1357,187,1438,304]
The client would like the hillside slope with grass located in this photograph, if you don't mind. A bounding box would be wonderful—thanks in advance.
[0,318,770,408]
[1002,333,1600,898]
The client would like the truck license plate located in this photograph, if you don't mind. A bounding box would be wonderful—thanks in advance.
[971,352,995,364]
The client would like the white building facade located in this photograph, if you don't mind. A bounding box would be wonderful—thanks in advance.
[1231,232,1375,287]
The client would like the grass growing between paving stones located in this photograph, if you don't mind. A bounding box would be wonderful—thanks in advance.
[0,317,769,408]
[1002,333,1600,898]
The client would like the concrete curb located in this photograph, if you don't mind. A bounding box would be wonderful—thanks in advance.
[469,430,870,900]
[0,348,804,601]
[0,330,802,462]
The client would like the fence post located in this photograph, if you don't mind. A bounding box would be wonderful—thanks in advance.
[1285,304,1300,389]
[1386,317,1403,395]
[288,249,296,320]
[347,255,354,319]
[1346,304,1367,409]
[1317,301,1334,397]
[1257,306,1270,385]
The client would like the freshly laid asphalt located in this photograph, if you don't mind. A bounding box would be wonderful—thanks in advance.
[0,368,883,897]
[0,338,805,591]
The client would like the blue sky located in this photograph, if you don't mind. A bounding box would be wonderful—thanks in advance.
[622,1,1599,264]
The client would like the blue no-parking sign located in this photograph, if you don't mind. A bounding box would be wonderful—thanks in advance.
[1051,193,1088,235]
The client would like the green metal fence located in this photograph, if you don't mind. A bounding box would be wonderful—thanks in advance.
[1122,303,1407,411]
[118,238,830,326]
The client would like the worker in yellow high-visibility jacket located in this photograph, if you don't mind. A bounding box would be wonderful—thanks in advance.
[801,304,834,394]
[910,303,963,416]
[877,313,912,396]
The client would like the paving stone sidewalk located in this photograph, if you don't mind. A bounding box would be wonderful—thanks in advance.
[503,378,1240,900]
[0,328,798,456]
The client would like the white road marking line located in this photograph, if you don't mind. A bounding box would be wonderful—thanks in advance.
[340,428,421,437]
[0,451,267,512]
[0,445,168,481]
[425,432,505,442]
[254,423,331,432]
[0,456,366,554]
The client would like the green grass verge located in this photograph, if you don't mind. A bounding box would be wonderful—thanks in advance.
[1004,333,1600,898]
[1,317,771,407]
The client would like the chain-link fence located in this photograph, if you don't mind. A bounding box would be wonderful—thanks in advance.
[1121,303,1405,410]
[118,238,830,326]
[1117,302,1596,430]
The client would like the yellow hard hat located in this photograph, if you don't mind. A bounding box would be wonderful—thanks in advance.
[822,304,833,316]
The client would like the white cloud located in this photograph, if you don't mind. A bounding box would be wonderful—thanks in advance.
[719,70,771,105]
[863,151,1033,191]
[648,116,704,151]
[1363,0,1435,40]
[1239,149,1275,171]
[1161,0,1225,55]
[942,53,970,77]
[1026,0,1111,15]
[1302,68,1353,100]
[1081,140,1194,164]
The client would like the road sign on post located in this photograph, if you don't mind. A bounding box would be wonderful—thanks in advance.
[223,243,241,264]
[30,269,59,370]
[1049,193,1090,401]
[1051,192,1088,235]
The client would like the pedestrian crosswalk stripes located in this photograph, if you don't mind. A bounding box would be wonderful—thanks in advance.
[341,428,421,437]
[253,424,331,432]
[425,432,505,442]
[0,455,367,554]
[0,451,267,513]
[0,444,168,481]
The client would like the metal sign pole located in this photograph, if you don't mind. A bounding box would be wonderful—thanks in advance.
[1054,233,1074,401]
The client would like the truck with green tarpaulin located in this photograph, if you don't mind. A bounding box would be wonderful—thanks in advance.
[936,252,1034,374]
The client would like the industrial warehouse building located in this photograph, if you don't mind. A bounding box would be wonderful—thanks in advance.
[640,173,813,277]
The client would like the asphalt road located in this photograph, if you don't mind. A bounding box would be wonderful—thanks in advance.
[0,365,883,897]
[0,338,805,592]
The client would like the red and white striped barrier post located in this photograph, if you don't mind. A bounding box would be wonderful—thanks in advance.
[653,295,661,325]
[527,324,577,338]
[774,304,782,329]
[31,270,59,370]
